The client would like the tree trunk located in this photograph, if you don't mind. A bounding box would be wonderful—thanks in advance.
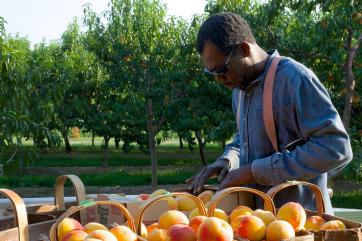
[342,30,362,129]
[179,136,184,149]
[195,131,207,166]
[61,128,72,153]
[114,136,120,149]
[102,136,110,168]
[222,140,226,150]
[147,100,158,186]
[92,132,95,146]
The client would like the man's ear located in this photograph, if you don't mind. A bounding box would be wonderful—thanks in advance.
[239,41,251,57]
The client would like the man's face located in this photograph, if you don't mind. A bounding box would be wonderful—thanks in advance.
[201,41,251,90]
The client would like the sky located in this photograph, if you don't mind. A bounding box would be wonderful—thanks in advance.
[0,0,206,46]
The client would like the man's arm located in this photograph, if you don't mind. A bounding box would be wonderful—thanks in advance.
[251,74,353,185]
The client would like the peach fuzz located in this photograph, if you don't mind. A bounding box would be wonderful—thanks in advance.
[304,216,325,231]
[230,205,253,223]
[232,215,266,241]
[110,225,137,241]
[148,228,168,241]
[277,202,306,231]
[147,223,159,234]
[85,230,118,241]
[57,218,83,241]
[61,230,88,241]
[176,196,197,211]
[83,222,108,233]
[197,217,233,241]
[189,216,207,233]
[197,190,214,204]
[266,220,295,241]
[167,224,197,241]
[252,209,276,226]
[159,210,189,230]
[320,220,346,230]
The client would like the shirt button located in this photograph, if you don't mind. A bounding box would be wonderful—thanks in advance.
[244,142,248,146]
[243,118,246,122]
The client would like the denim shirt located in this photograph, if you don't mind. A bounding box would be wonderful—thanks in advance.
[218,50,353,214]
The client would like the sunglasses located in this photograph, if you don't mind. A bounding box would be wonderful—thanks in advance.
[204,44,238,76]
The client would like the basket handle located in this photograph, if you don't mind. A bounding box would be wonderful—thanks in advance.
[208,187,276,216]
[266,181,325,215]
[54,174,86,223]
[134,192,207,235]
[49,200,135,241]
[0,189,29,241]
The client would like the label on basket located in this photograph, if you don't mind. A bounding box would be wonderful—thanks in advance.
[80,200,96,207]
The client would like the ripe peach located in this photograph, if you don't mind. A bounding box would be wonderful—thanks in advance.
[61,230,88,241]
[214,208,229,223]
[189,207,207,220]
[266,220,295,241]
[147,223,159,234]
[57,218,83,241]
[83,222,108,233]
[167,224,197,241]
[320,220,346,230]
[166,197,178,210]
[305,216,325,231]
[189,216,207,233]
[85,230,118,241]
[159,210,189,230]
[230,206,253,223]
[138,194,150,201]
[232,215,266,241]
[176,196,197,211]
[251,209,276,226]
[197,190,214,204]
[197,217,233,241]
[110,225,137,241]
[151,189,169,198]
[148,228,168,241]
[277,202,306,231]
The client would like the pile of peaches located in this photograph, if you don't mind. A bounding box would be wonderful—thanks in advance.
[56,189,348,241]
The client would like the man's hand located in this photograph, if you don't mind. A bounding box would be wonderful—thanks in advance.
[185,158,231,195]
[217,164,256,190]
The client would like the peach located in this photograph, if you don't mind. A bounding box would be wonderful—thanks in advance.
[83,222,108,233]
[85,230,118,241]
[57,218,83,241]
[148,228,168,241]
[320,220,346,230]
[197,217,233,241]
[189,208,207,220]
[151,189,169,198]
[61,230,88,241]
[305,216,325,231]
[159,210,189,230]
[252,209,276,226]
[176,196,197,211]
[166,197,178,210]
[84,239,102,241]
[147,223,159,234]
[266,220,295,241]
[214,208,229,223]
[110,225,137,241]
[277,202,306,231]
[232,215,266,241]
[167,224,197,241]
[189,216,207,233]
[230,206,253,223]
[138,194,150,201]
[197,190,214,204]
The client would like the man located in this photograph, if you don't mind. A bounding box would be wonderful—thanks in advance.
[188,12,352,214]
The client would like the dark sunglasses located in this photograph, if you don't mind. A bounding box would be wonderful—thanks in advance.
[204,44,238,76]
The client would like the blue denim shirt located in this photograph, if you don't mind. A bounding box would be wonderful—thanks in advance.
[219,50,353,214]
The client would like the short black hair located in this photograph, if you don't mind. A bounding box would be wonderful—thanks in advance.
[196,12,256,54]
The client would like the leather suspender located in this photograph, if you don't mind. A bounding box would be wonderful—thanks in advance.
[236,56,282,152]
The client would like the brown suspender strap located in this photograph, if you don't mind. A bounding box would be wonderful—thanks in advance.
[263,56,282,152]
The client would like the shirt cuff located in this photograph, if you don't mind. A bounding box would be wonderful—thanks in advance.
[218,151,240,170]
[251,153,281,185]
